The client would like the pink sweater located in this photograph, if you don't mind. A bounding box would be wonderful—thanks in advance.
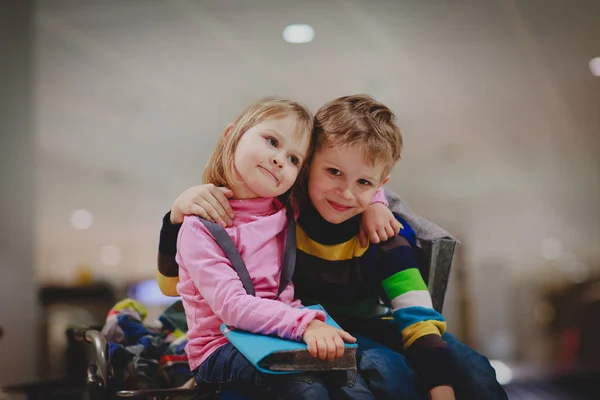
[175,197,326,370]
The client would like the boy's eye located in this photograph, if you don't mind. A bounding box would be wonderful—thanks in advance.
[327,168,341,176]
[266,137,278,147]
[358,179,372,186]
[289,155,299,166]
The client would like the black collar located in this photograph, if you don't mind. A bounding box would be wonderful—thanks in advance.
[297,204,361,245]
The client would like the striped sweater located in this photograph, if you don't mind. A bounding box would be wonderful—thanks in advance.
[293,204,452,389]
[157,206,453,389]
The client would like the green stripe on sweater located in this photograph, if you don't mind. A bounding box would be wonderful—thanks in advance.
[382,268,428,300]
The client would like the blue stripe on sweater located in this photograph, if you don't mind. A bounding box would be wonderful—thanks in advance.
[393,306,445,331]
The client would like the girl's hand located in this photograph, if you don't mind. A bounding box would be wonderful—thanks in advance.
[359,202,401,246]
[302,319,356,361]
[170,184,234,226]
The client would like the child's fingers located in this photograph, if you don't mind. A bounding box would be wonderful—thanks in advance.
[369,229,381,244]
[197,198,227,226]
[316,338,328,360]
[213,187,235,220]
[199,191,232,226]
[333,335,345,359]
[207,193,232,226]
[384,225,395,240]
[391,219,401,235]
[306,336,318,358]
[325,337,337,361]
[338,329,357,343]
[218,186,235,199]
[190,204,214,222]
[376,227,389,242]
[358,226,368,247]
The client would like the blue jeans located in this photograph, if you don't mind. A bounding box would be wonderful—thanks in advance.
[353,331,508,400]
[195,342,376,399]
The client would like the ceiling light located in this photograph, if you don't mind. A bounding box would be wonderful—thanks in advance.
[589,57,600,76]
[283,24,315,44]
[69,209,93,230]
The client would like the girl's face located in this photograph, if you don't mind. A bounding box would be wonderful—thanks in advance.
[232,116,310,199]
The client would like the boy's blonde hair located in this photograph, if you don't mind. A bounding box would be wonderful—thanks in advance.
[313,94,403,178]
[203,97,314,191]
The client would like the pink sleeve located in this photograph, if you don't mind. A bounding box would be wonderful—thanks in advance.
[178,217,325,340]
[279,281,303,309]
[370,187,388,206]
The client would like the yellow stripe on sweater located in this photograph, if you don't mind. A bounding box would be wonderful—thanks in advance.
[296,225,369,261]
[401,320,447,349]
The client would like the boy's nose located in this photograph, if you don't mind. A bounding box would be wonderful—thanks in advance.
[338,186,353,200]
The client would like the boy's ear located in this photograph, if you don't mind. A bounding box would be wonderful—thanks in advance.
[380,175,391,187]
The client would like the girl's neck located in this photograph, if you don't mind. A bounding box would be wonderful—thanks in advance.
[230,183,260,200]
[227,196,282,216]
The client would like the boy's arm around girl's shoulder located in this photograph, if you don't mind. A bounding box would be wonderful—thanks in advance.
[177,215,326,341]
[158,211,180,264]
[157,211,181,296]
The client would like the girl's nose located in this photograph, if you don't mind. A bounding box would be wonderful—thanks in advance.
[271,157,283,168]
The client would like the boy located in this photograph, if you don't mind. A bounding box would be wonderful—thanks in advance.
[159,95,506,399]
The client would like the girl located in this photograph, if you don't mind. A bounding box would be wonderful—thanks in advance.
[175,97,375,399]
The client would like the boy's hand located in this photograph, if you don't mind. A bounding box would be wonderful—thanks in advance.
[170,184,234,226]
[429,385,455,400]
[359,202,401,246]
[302,319,357,361]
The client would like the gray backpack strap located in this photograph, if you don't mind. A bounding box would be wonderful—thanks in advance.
[198,206,296,299]
[198,217,255,296]
[275,207,296,300]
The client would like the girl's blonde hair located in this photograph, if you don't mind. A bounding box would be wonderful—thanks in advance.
[203,97,314,198]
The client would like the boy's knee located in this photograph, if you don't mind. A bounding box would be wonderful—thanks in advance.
[360,347,412,379]
[290,384,329,399]
[443,333,508,399]
[359,348,420,400]
[444,333,497,376]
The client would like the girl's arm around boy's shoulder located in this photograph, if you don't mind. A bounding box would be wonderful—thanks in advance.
[177,215,325,340]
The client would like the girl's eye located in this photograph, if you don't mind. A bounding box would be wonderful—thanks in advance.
[266,137,278,147]
[327,168,341,176]
[289,155,299,166]
[358,179,372,186]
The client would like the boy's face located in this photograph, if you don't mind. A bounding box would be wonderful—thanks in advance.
[308,145,390,224]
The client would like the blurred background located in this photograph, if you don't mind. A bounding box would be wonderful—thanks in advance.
[1,0,599,398]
